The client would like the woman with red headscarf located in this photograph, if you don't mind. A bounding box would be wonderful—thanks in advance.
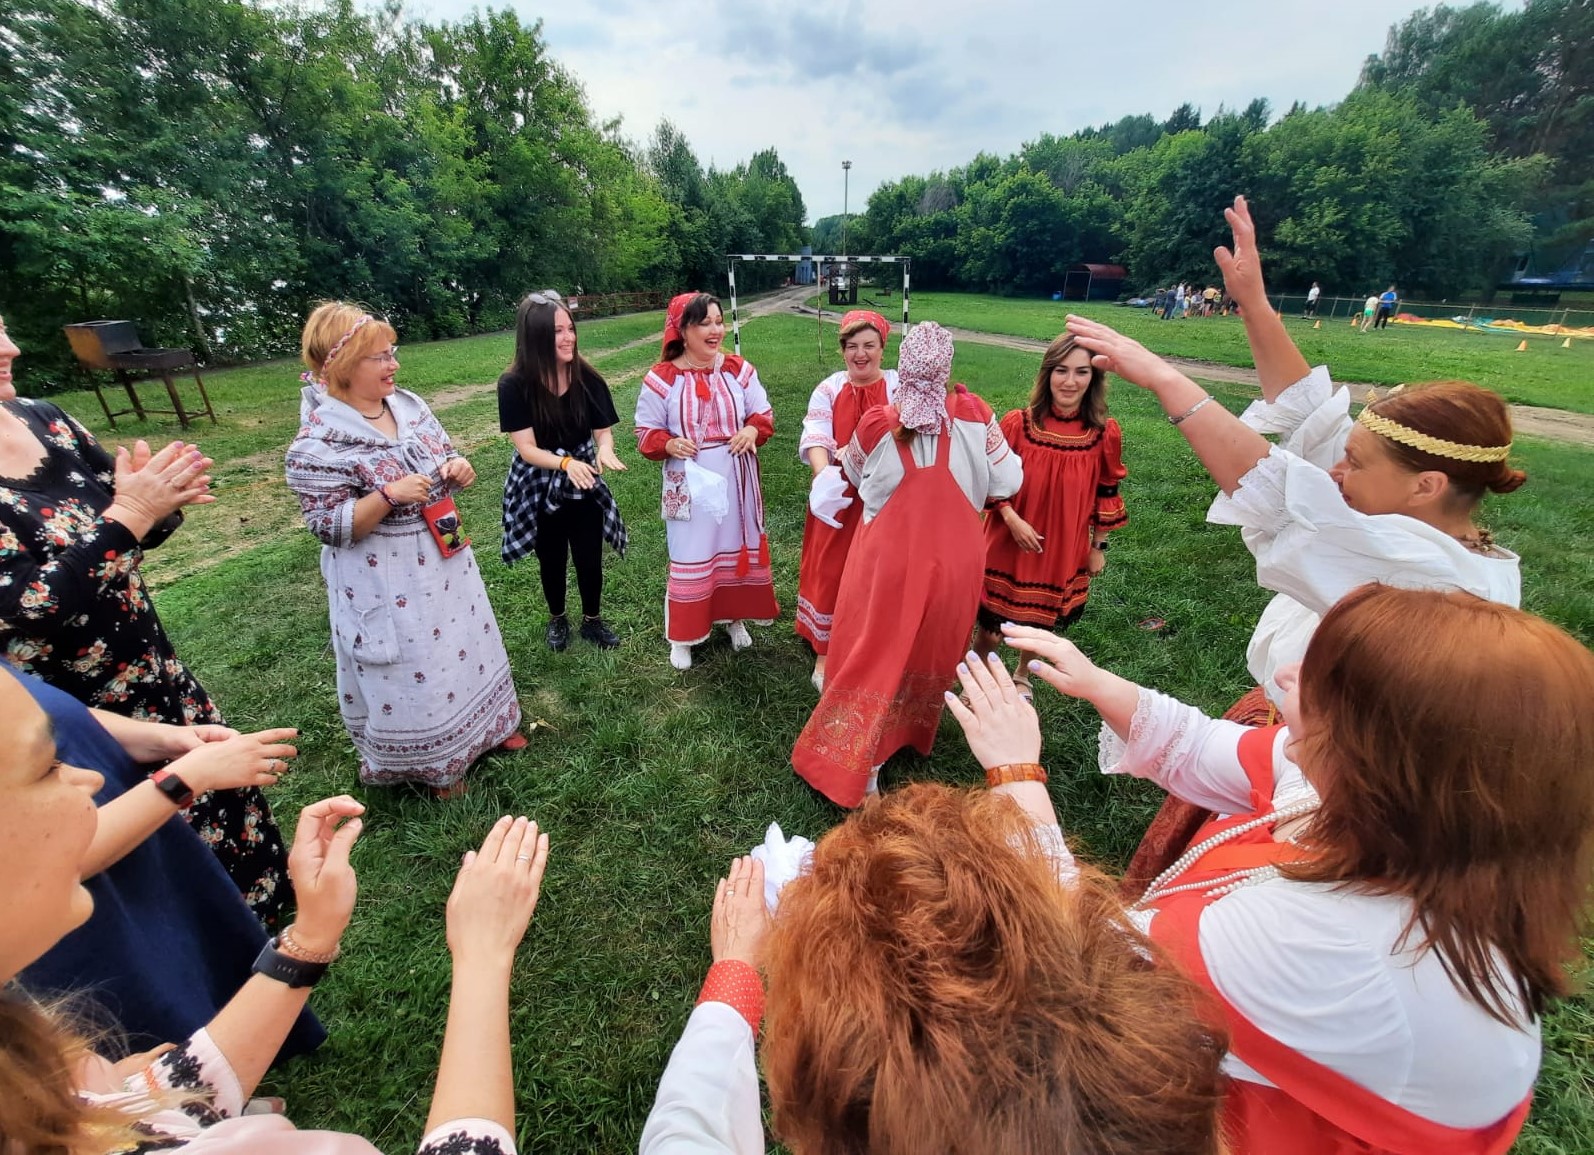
[794,310,898,690]
[635,293,778,671]
[791,322,1021,807]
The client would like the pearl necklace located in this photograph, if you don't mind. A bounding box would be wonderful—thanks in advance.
[1131,798,1319,911]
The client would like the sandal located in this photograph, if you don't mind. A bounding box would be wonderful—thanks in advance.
[497,732,529,752]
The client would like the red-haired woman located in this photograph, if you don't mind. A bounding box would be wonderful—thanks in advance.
[287,303,523,797]
[1066,198,1524,891]
[791,322,1021,807]
[974,331,1127,697]
[641,791,1225,1155]
[794,310,898,690]
[635,293,778,671]
[981,581,1594,1153]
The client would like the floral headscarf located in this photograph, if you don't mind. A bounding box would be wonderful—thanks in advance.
[894,321,954,434]
[662,292,701,358]
[839,310,891,343]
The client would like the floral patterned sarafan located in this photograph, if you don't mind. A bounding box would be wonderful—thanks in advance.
[0,398,289,925]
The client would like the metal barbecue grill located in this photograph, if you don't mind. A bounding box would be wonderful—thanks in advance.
[62,320,217,429]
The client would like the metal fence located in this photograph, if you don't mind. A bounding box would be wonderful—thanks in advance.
[1261,294,1594,332]
[567,290,672,318]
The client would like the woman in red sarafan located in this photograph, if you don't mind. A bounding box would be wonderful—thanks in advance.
[975,332,1126,697]
[791,321,1022,808]
[794,310,898,691]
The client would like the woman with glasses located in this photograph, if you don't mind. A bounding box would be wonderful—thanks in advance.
[287,302,524,798]
[498,290,628,652]
[636,292,778,670]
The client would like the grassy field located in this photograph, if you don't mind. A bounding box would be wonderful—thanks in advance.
[821,289,1594,415]
[48,308,1594,1152]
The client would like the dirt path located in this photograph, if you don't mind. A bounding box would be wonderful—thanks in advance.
[791,303,1594,447]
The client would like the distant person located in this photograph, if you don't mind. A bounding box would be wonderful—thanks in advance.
[1303,281,1321,318]
[498,290,628,653]
[1161,286,1177,320]
[792,322,1021,806]
[795,310,899,690]
[1375,284,1398,329]
[975,332,1126,697]
[1360,292,1378,332]
[287,302,524,798]
[635,292,778,671]
[1202,285,1219,316]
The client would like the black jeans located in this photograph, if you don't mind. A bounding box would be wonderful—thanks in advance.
[1373,306,1392,329]
[535,498,604,618]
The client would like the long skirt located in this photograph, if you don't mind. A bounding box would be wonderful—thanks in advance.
[662,445,778,644]
[323,518,520,788]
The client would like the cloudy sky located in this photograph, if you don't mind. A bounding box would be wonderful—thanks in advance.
[408,0,1491,222]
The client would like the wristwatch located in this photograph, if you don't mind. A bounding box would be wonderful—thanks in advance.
[151,767,195,808]
[1092,539,1110,552]
[252,938,331,989]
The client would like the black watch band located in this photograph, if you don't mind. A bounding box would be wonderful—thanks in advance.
[152,768,195,807]
[252,938,331,989]
[1093,539,1110,552]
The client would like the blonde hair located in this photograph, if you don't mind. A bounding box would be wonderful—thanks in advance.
[0,993,137,1154]
[300,301,397,393]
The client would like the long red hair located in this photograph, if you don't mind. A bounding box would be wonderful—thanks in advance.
[1289,584,1594,1022]
[761,784,1225,1155]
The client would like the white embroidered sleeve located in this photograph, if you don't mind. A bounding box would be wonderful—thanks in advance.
[1097,689,1257,815]
[983,415,1023,502]
[798,376,840,460]
[1237,366,1350,470]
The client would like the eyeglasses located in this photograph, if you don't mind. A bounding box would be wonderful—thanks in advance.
[525,289,563,306]
[363,346,399,364]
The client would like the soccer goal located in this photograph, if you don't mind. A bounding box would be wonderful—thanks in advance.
[725,253,912,355]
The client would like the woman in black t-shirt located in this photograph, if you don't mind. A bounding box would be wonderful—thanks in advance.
[497,292,629,651]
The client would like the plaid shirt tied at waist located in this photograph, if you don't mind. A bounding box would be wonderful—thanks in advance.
[501,438,629,564]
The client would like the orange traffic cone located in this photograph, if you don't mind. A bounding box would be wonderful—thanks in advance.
[1350,317,1359,327]
[1563,337,1573,349]
[1515,340,1528,352]
[1313,319,1321,329]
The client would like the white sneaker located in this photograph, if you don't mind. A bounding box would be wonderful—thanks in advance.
[810,670,825,693]
[669,643,693,670]
[865,765,882,796]
[726,621,753,651]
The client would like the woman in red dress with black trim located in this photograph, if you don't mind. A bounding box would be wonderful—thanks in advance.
[791,322,1022,808]
[975,332,1126,696]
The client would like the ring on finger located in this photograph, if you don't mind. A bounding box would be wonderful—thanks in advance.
[515,854,531,863]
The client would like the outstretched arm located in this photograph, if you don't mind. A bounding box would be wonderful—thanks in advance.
[1214,195,1311,401]
[1064,315,1271,495]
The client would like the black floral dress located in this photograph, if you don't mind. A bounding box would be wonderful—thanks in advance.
[0,399,289,924]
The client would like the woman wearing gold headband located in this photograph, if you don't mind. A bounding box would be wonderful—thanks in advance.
[1066,197,1524,892]
[287,303,524,798]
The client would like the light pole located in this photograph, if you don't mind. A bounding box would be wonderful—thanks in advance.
[841,160,852,258]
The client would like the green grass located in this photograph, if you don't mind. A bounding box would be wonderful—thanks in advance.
[838,291,1594,415]
[62,310,1594,1151]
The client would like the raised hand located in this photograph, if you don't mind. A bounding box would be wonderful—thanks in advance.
[711,856,770,967]
[286,796,365,955]
[999,624,1105,700]
[1063,315,1183,393]
[445,815,550,970]
[1214,194,1268,307]
[110,440,214,532]
[167,727,299,794]
[943,650,1042,771]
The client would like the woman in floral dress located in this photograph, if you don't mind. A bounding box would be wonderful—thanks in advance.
[0,315,290,924]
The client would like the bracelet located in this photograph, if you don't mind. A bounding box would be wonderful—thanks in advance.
[558,455,572,472]
[376,485,398,509]
[278,925,341,964]
[985,763,1049,787]
[1091,540,1109,552]
[1168,396,1214,426]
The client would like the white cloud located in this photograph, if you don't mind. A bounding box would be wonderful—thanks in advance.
[402,0,1508,222]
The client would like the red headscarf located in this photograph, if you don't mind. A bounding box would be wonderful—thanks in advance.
[839,309,891,343]
[662,291,701,357]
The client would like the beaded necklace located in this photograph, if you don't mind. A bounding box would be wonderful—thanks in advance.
[1131,798,1319,911]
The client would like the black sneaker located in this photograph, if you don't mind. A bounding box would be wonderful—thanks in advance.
[579,616,620,649]
[546,614,570,652]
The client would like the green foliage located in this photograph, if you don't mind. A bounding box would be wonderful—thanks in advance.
[0,1,804,391]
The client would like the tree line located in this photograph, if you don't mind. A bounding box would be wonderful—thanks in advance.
[1,0,806,388]
[849,0,1586,302]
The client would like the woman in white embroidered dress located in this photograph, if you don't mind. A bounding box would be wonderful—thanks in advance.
[0,667,551,1154]
[971,581,1594,1153]
[794,310,899,690]
[634,293,778,671]
[286,303,523,798]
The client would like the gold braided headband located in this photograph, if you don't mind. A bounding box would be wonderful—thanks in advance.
[1356,407,1512,463]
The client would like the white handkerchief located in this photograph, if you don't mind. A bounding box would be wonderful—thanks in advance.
[808,464,852,529]
[683,458,729,523]
[749,822,816,912]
